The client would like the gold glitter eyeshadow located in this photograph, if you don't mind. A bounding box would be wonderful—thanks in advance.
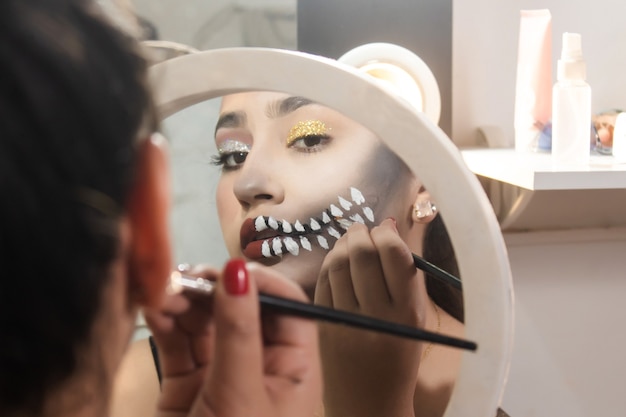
[287,120,329,146]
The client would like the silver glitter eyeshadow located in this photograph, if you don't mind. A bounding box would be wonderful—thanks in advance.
[218,141,250,154]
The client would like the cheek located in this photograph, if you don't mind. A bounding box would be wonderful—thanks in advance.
[216,178,240,250]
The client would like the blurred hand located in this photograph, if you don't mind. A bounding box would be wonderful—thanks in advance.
[144,259,322,417]
[315,218,427,417]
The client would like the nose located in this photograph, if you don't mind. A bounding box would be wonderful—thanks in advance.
[232,150,285,209]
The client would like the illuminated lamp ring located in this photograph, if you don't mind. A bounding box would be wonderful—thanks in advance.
[339,42,442,125]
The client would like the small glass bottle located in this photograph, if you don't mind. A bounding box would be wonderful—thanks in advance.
[551,32,591,166]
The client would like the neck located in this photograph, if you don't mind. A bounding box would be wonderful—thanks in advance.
[39,370,111,417]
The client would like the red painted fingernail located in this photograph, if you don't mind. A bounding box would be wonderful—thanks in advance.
[387,217,398,232]
[223,259,249,295]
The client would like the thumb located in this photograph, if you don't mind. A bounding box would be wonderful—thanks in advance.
[205,258,264,413]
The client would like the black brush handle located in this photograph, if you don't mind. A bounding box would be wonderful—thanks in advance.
[413,253,463,290]
[259,293,477,351]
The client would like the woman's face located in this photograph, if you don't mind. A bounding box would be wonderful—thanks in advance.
[214,91,420,292]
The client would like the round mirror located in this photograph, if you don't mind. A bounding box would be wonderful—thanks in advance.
[149,47,514,417]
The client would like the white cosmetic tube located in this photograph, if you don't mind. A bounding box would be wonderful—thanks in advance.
[514,9,552,153]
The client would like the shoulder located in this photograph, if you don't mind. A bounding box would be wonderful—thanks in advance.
[110,337,161,417]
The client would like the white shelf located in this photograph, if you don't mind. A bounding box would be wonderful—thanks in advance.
[460,148,626,191]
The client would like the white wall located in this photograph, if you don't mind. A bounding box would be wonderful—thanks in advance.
[501,229,626,416]
[453,0,626,146]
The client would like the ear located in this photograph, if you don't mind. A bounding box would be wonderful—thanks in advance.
[411,187,438,224]
[126,133,171,308]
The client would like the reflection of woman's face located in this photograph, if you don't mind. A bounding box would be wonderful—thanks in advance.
[214,91,419,292]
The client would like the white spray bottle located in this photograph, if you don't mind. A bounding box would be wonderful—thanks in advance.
[551,32,591,166]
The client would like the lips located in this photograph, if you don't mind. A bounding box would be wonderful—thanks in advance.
[240,218,281,259]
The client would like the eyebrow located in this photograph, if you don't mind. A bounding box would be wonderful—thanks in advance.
[266,96,316,119]
[214,111,247,136]
[214,96,316,136]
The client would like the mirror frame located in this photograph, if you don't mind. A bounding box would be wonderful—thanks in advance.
[149,47,514,417]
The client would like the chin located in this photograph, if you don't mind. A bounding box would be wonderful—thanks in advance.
[261,253,322,296]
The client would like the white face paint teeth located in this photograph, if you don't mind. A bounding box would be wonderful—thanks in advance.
[261,240,271,257]
[300,236,312,251]
[349,213,365,224]
[281,220,292,233]
[255,216,268,232]
[253,187,373,260]
[294,220,305,232]
[330,204,343,217]
[268,216,279,231]
[350,187,365,205]
[271,237,283,256]
[310,218,321,231]
[317,235,329,250]
[338,196,352,211]
[337,218,353,230]
[283,237,299,256]
[327,226,342,240]
[363,207,375,223]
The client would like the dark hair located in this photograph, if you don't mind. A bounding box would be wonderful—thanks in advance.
[423,215,464,322]
[0,0,154,414]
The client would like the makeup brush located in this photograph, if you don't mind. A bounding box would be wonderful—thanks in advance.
[170,271,477,351]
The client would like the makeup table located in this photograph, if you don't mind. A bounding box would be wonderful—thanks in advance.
[460,148,626,231]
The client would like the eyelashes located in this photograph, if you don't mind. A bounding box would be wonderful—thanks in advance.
[210,151,248,171]
[211,140,251,171]
[212,129,332,170]
[287,133,331,152]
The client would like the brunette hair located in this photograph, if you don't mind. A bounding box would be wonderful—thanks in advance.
[423,215,464,322]
[0,0,154,414]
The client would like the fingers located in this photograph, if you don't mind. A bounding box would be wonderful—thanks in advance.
[208,259,264,410]
[317,234,358,311]
[344,223,392,311]
[370,218,422,307]
[145,266,220,378]
[247,263,318,347]
[317,218,424,316]
[206,260,321,415]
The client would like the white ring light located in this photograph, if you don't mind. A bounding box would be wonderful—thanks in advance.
[150,47,513,417]
[339,42,442,125]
